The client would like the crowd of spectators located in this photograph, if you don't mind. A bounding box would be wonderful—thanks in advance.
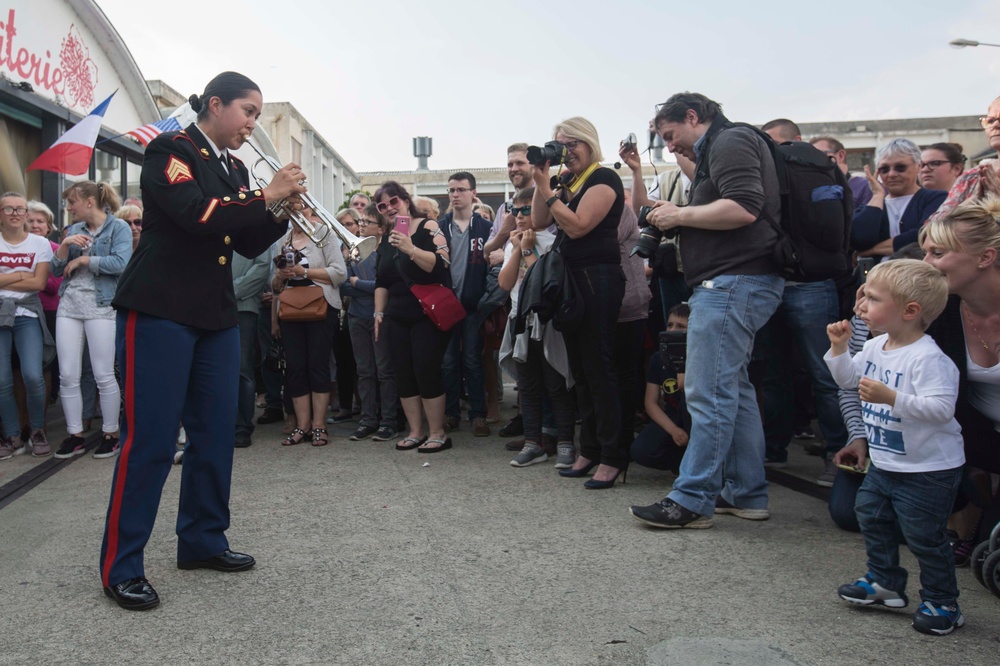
[1,90,998,636]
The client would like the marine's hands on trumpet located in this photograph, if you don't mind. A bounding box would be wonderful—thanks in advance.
[262,162,308,217]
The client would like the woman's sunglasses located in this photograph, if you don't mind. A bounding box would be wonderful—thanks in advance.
[375,196,400,214]
[876,164,910,175]
[127,218,142,227]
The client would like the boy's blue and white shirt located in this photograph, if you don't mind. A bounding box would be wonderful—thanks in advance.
[825,333,965,473]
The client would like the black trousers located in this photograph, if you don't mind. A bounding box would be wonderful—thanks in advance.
[280,308,337,398]
[388,315,450,399]
[517,337,575,445]
[562,264,626,468]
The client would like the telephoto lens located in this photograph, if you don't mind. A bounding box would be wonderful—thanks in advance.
[526,141,569,167]
[630,206,663,258]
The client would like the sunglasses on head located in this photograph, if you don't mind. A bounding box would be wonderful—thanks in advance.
[375,196,400,213]
[876,164,910,175]
[510,205,532,217]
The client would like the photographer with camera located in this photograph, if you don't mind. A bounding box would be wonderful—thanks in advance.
[629,92,784,529]
[271,208,348,448]
[529,117,627,489]
[631,304,691,474]
[619,130,696,321]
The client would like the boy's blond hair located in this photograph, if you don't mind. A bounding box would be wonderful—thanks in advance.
[865,259,948,330]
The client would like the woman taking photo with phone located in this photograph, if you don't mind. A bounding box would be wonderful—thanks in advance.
[373,181,453,453]
[100,71,304,611]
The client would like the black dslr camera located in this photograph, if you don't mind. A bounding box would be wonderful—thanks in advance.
[526,141,569,167]
[658,330,687,372]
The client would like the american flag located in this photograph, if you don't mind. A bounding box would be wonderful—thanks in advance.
[126,117,182,146]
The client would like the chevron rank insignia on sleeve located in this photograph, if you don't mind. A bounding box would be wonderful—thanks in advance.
[165,156,194,184]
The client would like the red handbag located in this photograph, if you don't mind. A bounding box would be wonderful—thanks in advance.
[409,283,466,331]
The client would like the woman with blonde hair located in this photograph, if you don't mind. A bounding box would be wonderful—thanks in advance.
[530,116,627,488]
[52,181,132,460]
[115,204,143,252]
[413,195,440,222]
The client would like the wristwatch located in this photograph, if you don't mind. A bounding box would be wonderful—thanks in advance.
[521,249,533,257]
[545,194,559,208]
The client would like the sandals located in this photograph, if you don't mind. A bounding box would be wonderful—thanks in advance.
[282,428,308,447]
[395,435,428,451]
[311,428,329,447]
[418,437,452,454]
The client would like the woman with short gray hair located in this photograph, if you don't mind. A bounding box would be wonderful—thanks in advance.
[851,137,947,258]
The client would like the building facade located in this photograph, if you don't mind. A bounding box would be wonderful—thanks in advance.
[0,0,159,223]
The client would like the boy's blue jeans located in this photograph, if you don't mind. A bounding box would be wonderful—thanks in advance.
[856,464,962,605]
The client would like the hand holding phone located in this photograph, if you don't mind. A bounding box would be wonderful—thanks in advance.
[394,215,410,237]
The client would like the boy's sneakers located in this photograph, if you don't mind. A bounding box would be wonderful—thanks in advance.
[553,444,576,469]
[371,426,397,442]
[838,573,908,608]
[510,442,548,467]
[629,498,713,529]
[54,435,87,459]
[30,430,51,457]
[912,601,964,636]
[0,435,26,460]
[93,434,120,459]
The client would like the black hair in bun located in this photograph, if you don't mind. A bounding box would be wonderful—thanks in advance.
[191,72,260,121]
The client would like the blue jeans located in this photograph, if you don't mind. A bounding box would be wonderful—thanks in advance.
[761,280,848,462]
[443,316,486,421]
[855,465,962,605]
[0,316,46,435]
[668,274,784,516]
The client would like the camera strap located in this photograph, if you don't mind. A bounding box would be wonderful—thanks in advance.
[563,162,601,196]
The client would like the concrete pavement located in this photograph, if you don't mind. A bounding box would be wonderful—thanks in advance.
[1,407,997,665]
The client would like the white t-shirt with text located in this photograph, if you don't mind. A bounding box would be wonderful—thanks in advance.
[0,233,53,318]
[824,333,965,473]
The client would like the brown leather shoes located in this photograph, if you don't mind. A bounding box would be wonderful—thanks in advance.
[472,417,491,437]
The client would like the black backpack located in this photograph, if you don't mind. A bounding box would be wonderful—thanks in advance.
[717,123,854,282]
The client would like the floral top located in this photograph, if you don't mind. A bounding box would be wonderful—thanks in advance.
[926,159,1000,225]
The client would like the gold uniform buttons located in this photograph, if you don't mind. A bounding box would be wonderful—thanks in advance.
[238,193,247,200]
[224,236,231,245]
[218,256,227,266]
[254,190,262,197]
[223,196,231,202]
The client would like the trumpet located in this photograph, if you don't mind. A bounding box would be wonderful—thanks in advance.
[242,137,377,261]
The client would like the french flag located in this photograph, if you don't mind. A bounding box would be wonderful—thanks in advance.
[27,92,116,176]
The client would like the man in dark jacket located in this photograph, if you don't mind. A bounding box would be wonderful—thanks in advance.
[440,172,493,436]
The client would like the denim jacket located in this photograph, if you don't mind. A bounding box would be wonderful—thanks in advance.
[50,214,133,307]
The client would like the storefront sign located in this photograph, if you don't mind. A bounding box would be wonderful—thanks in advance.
[0,7,97,110]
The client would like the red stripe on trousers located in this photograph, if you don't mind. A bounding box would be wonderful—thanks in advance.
[101,310,138,587]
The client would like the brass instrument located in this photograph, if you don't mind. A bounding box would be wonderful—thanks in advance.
[242,137,376,261]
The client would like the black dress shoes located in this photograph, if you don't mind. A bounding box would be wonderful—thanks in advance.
[104,576,160,610]
[177,549,256,572]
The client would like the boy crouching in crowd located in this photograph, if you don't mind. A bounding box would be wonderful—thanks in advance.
[824,259,966,636]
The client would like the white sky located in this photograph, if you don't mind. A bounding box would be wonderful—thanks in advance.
[95,0,1000,173]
